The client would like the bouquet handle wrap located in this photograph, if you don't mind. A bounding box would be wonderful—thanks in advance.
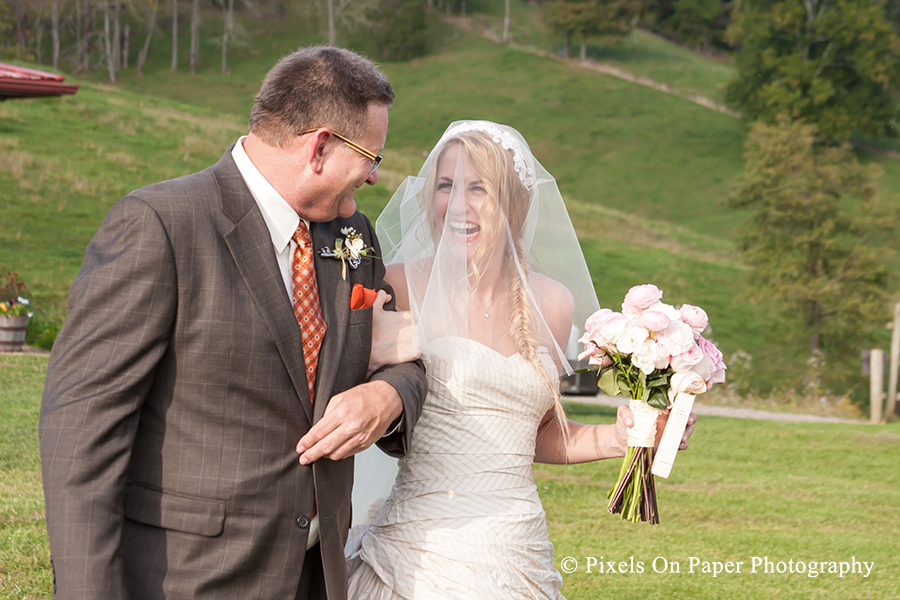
[651,392,696,479]
[626,399,661,448]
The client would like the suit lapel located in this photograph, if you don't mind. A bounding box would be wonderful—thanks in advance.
[311,222,350,422]
[213,151,314,424]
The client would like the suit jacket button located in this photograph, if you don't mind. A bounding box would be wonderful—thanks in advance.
[296,515,310,529]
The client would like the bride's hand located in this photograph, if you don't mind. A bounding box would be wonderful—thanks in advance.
[613,405,698,455]
[367,290,419,378]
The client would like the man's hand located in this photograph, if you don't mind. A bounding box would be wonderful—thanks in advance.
[295,380,403,465]
[613,404,698,456]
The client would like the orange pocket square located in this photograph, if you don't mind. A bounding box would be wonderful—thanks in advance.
[350,284,378,310]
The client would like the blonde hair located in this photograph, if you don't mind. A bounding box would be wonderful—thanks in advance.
[425,131,569,437]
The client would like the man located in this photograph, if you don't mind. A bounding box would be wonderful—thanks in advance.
[39,47,426,599]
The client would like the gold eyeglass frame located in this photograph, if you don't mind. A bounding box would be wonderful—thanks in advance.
[300,128,383,173]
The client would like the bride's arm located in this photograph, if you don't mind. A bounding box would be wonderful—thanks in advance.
[367,263,419,377]
[534,408,629,464]
[534,406,697,464]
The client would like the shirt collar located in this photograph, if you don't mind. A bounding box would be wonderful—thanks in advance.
[231,136,302,253]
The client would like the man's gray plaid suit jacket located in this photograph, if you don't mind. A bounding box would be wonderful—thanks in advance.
[39,150,426,600]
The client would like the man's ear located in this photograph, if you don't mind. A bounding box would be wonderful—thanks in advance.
[306,129,333,175]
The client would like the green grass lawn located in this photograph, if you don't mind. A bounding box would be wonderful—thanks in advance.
[0,356,52,599]
[1,356,898,598]
[547,402,900,599]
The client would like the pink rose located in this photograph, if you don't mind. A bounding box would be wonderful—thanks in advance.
[680,304,709,336]
[654,341,671,370]
[622,284,663,314]
[639,310,670,332]
[670,342,704,373]
[579,308,613,355]
[589,353,613,367]
[691,355,715,383]
[577,340,601,362]
[698,336,726,371]
[654,332,677,357]
[584,308,613,333]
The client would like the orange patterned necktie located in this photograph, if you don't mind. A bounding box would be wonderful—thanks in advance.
[292,221,327,403]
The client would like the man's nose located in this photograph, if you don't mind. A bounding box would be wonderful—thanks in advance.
[365,168,379,186]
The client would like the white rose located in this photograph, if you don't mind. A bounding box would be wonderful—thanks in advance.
[667,371,708,403]
[663,320,695,354]
[649,301,681,322]
[616,325,649,355]
[631,339,659,375]
[600,313,628,346]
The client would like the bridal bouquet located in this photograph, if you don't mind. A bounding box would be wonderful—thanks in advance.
[578,284,726,524]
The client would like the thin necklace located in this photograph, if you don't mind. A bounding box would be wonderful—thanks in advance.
[474,293,497,319]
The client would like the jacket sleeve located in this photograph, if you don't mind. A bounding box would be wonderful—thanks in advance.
[39,196,177,599]
[357,214,427,458]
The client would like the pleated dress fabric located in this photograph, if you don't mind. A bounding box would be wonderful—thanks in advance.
[346,337,565,600]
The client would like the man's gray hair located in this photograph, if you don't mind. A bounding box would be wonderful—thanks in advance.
[249,46,394,147]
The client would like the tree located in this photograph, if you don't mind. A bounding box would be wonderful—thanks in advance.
[189,0,198,73]
[31,0,46,63]
[51,0,59,67]
[731,116,897,383]
[503,0,509,43]
[136,0,160,76]
[726,0,900,141]
[370,0,425,60]
[214,0,249,73]
[542,0,637,59]
[221,0,234,73]
[113,0,120,68]
[668,0,722,53]
[171,0,177,70]
[16,0,27,58]
[103,0,116,80]
[324,0,373,47]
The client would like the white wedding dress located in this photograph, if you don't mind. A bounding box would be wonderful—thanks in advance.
[346,337,566,600]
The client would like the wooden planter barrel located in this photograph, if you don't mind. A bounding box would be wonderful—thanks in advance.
[0,315,29,352]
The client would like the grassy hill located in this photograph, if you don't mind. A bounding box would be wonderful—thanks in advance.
[2,12,897,403]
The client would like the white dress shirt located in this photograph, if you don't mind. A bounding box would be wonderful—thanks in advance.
[231,137,320,550]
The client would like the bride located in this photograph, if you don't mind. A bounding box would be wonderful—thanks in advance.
[347,121,696,599]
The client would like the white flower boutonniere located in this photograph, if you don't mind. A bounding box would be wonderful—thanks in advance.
[318,227,376,280]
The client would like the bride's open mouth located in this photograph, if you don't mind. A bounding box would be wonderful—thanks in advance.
[448,219,481,242]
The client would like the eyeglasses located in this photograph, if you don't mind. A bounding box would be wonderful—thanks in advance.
[299,128,383,173]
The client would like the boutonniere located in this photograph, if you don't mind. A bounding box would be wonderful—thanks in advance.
[318,227,376,280]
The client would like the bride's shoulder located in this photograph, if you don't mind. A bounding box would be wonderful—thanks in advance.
[530,272,575,312]
[383,258,434,311]
[529,272,575,347]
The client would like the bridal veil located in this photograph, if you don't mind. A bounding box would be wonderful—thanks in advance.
[351,120,599,525]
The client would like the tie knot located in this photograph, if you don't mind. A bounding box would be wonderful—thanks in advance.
[293,222,311,247]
